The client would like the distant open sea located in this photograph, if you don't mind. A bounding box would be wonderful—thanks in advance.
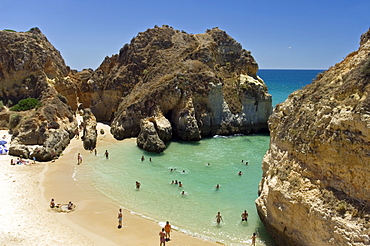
[76,69,323,245]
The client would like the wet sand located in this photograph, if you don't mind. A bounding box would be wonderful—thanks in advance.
[0,126,220,245]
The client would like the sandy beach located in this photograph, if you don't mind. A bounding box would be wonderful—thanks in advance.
[0,126,221,246]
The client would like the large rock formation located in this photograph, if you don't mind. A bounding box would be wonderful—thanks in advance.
[256,29,370,245]
[79,25,271,152]
[0,26,271,156]
[81,108,97,151]
[0,28,78,161]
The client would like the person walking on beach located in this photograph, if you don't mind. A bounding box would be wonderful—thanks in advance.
[215,212,223,225]
[241,210,249,221]
[77,153,82,165]
[105,150,109,159]
[251,232,258,245]
[117,208,123,228]
[159,228,166,246]
[164,221,171,240]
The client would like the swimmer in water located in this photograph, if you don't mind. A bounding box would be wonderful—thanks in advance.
[215,184,220,190]
[215,212,223,225]
[238,171,243,176]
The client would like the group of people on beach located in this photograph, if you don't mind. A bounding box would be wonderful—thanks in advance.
[49,198,75,211]
[10,157,32,165]
[117,208,172,246]
[76,149,110,165]
[158,221,171,245]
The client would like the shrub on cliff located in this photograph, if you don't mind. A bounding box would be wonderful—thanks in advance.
[10,98,42,111]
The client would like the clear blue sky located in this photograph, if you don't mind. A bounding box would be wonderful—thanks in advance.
[1,0,369,70]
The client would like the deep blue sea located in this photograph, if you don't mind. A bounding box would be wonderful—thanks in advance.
[77,70,323,245]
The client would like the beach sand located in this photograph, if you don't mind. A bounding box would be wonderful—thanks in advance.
[0,126,220,246]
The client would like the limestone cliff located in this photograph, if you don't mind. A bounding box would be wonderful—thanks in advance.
[0,28,78,161]
[81,25,271,151]
[256,29,370,245]
[0,26,271,157]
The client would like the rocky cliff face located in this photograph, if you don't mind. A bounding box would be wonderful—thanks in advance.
[256,29,370,245]
[87,25,271,151]
[0,26,271,157]
[0,28,78,161]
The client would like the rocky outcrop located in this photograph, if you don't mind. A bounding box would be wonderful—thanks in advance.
[256,29,370,245]
[81,108,97,150]
[1,26,271,156]
[104,25,271,152]
[0,28,78,161]
[137,117,167,153]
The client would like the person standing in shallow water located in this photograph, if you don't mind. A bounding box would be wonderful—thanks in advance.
[215,212,223,225]
[241,210,248,221]
[104,150,109,159]
[250,232,258,245]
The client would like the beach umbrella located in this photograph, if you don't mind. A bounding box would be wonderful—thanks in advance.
[0,140,7,145]
[0,146,8,154]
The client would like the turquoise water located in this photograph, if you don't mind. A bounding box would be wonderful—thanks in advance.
[76,70,323,245]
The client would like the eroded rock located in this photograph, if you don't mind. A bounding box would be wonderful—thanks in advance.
[256,29,370,246]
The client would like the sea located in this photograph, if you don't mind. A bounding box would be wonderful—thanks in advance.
[76,69,323,246]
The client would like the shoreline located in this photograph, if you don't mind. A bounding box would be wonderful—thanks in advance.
[0,126,221,245]
[43,124,221,245]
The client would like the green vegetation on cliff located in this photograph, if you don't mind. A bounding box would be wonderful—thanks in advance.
[10,98,41,111]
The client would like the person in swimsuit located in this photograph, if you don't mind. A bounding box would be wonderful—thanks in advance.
[159,228,166,246]
[105,150,109,159]
[136,181,141,189]
[215,212,223,225]
[77,153,82,165]
[67,201,74,210]
[50,198,56,208]
[164,221,171,240]
[118,208,123,228]
[241,210,249,221]
[251,232,258,245]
